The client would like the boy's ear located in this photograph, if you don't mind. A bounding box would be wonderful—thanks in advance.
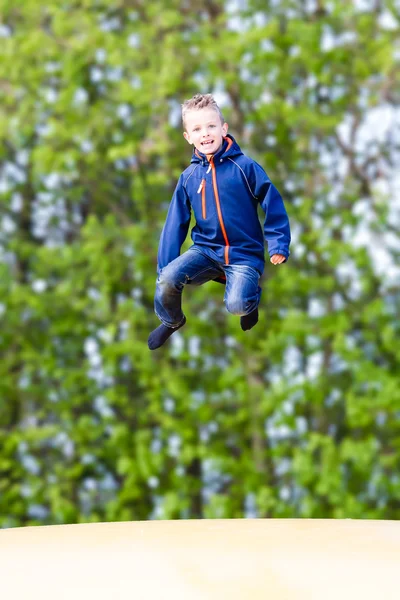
[183,131,192,144]
[222,122,229,136]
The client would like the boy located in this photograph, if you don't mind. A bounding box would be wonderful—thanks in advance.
[148,93,290,350]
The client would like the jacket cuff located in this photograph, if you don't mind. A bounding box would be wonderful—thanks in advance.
[269,248,289,259]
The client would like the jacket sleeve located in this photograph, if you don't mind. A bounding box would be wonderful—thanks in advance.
[251,161,291,260]
[157,175,192,272]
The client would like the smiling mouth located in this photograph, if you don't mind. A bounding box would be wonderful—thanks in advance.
[201,140,214,146]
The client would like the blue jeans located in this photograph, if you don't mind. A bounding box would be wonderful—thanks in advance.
[154,246,262,327]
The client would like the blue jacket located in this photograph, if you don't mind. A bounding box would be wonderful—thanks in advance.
[158,135,290,278]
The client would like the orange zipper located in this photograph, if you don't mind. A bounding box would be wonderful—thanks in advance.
[201,179,206,219]
[197,179,206,219]
[210,157,230,264]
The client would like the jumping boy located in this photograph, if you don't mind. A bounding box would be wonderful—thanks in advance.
[148,93,290,350]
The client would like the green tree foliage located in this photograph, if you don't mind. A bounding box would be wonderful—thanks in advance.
[0,0,399,525]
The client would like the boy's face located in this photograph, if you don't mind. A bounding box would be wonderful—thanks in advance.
[183,108,228,156]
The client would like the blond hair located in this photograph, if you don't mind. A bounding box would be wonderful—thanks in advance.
[182,93,224,129]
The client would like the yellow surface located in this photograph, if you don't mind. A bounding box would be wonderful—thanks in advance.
[1,519,400,599]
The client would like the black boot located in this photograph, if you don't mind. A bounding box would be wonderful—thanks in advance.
[148,317,186,350]
[240,308,258,331]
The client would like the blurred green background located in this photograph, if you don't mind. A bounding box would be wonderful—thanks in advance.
[1,0,399,526]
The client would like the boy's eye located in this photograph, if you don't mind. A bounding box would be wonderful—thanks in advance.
[209,124,216,128]
[193,127,200,132]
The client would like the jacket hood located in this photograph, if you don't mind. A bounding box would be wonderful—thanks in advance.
[190,134,243,164]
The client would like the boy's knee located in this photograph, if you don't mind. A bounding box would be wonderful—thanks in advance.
[157,267,186,293]
[225,297,249,316]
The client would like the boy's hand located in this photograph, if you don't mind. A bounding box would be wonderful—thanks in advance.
[270,254,286,265]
